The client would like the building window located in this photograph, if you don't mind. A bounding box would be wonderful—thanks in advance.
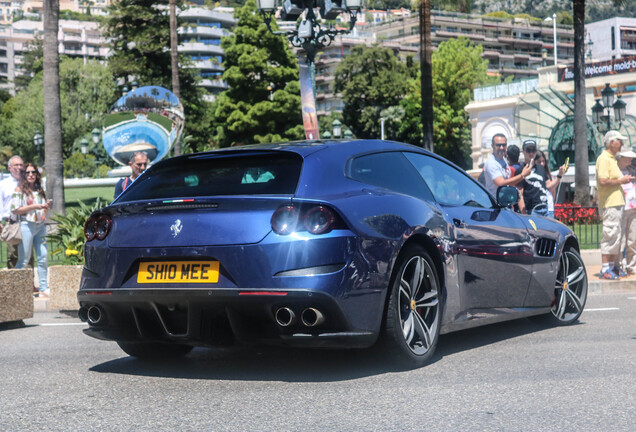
[611,26,615,50]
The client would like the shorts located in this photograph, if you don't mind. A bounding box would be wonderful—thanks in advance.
[601,206,624,256]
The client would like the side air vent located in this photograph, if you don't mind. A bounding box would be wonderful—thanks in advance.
[536,238,557,257]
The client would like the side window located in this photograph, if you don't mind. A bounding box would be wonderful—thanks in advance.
[349,152,434,201]
[404,152,494,208]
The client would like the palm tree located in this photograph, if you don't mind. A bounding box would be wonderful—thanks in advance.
[572,0,589,205]
[573,0,628,205]
[420,0,433,152]
[43,0,65,214]
[169,0,181,156]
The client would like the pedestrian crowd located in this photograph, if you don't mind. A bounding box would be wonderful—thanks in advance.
[0,155,51,297]
[595,130,636,280]
[482,130,636,281]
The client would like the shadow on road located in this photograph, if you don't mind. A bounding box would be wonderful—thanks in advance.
[89,317,570,382]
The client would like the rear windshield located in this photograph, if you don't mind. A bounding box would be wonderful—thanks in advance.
[116,151,303,202]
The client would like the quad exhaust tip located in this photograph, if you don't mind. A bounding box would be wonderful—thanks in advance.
[275,307,295,327]
[301,308,324,327]
[87,305,105,325]
[78,306,88,322]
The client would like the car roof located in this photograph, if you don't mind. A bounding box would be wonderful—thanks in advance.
[168,139,433,165]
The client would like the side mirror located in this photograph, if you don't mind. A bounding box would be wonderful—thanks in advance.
[497,186,519,208]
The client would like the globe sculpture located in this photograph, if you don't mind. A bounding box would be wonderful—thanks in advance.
[102,86,184,166]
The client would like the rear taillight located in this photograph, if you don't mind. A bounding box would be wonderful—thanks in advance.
[85,214,112,241]
[84,218,96,241]
[271,204,339,235]
[271,205,299,235]
[303,206,335,234]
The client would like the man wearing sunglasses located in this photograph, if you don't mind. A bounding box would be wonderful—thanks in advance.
[0,155,25,267]
[114,151,149,199]
[483,133,531,197]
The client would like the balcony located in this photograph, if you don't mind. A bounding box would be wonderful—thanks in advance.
[179,26,226,38]
[179,42,224,56]
[190,59,224,72]
[199,79,229,90]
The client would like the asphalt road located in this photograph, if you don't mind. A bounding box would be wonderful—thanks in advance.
[0,293,634,431]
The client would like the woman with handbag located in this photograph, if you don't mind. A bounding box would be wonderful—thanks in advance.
[10,163,51,297]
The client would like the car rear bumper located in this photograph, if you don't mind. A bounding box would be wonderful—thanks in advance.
[77,288,377,348]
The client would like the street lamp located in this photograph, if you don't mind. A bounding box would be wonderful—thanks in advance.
[33,130,43,164]
[322,130,332,139]
[544,13,557,66]
[91,128,101,145]
[257,0,362,65]
[586,33,594,61]
[343,128,353,139]
[331,118,342,138]
[79,138,89,155]
[591,83,626,133]
[541,48,547,67]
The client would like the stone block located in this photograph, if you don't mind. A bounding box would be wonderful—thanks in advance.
[0,268,34,323]
[49,265,83,311]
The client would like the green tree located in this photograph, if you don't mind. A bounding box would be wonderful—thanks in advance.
[396,76,422,145]
[334,45,411,139]
[431,37,493,168]
[13,37,43,89]
[0,59,117,162]
[64,152,96,178]
[213,0,303,147]
[103,0,212,152]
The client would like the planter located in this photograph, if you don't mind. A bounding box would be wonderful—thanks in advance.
[49,265,83,311]
[0,269,33,323]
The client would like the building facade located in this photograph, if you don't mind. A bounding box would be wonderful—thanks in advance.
[178,6,235,102]
[586,17,636,62]
[0,18,108,93]
[368,10,574,80]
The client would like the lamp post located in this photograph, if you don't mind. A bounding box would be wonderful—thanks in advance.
[591,83,626,133]
[79,138,89,155]
[256,0,362,65]
[33,130,43,164]
[586,34,594,61]
[331,118,342,138]
[544,13,557,66]
[541,48,547,67]
[380,117,385,140]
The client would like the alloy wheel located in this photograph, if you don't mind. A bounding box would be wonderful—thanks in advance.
[398,255,440,355]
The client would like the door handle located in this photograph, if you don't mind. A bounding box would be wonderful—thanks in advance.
[453,218,465,228]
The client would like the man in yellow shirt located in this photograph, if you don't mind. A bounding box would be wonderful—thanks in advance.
[596,130,635,279]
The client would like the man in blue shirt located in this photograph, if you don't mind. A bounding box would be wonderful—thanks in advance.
[114,152,149,198]
[483,134,530,197]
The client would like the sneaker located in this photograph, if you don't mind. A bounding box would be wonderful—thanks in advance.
[599,269,620,280]
[612,267,627,277]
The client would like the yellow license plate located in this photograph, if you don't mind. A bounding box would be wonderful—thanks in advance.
[137,261,220,284]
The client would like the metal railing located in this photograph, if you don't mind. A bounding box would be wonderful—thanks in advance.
[554,205,601,249]
[0,241,66,269]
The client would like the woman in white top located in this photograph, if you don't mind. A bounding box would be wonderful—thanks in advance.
[10,163,51,296]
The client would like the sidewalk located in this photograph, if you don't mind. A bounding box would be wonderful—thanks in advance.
[581,249,636,294]
[31,250,633,313]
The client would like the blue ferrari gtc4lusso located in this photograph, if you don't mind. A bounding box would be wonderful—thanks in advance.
[78,140,587,367]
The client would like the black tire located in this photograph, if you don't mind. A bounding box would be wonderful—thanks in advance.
[379,244,441,369]
[545,246,588,325]
[117,341,193,360]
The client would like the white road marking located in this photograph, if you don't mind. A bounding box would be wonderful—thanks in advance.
[38,322,87,327]
[585,307,619,312]
[628,297,636,300]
